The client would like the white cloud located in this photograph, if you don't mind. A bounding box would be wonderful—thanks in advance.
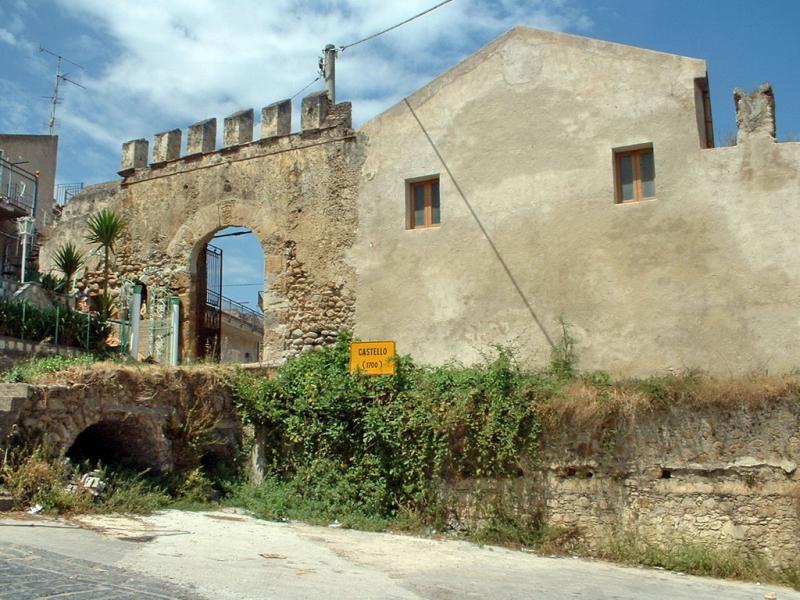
[0,28,17,46]
[47,0,588,181]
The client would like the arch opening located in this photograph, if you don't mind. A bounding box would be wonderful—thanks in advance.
[196,226,265,363]
[66,418,169,472]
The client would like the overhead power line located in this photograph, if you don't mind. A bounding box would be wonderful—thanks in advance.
[403,97,556,350]
[212,229,252,239]
[288,0,455,103]
[339,0,456,52]
[290,75,322,99]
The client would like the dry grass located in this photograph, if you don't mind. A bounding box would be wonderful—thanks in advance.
[28,361,234,386]
[538,371,800,433]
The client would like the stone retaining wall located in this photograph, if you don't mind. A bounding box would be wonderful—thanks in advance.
[443,395,800,569]
[0,336,83,372]
[0,367,240,472]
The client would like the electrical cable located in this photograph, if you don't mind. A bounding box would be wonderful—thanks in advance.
[288,0,455,101]
[403,97,556,350]
[339,0,455,51]
[290,75,322,99]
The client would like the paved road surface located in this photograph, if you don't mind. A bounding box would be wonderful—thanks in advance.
[1,510,797,600]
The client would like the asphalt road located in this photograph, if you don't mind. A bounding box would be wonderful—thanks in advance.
[0,511,797,600]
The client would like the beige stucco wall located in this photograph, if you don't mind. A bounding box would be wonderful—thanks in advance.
[353,27,800,375]
[220,316,262,363]
[0,134,58,230]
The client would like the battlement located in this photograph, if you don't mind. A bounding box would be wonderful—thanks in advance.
[118,91,351,176]
[734,83,776,144]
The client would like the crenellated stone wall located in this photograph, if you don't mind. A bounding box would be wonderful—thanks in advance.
[41,90,364,364]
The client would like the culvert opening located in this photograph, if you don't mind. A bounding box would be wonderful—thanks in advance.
[67,419,166,472]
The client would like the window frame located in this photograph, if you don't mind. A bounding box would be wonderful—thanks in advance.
[614,146,656,204]
[406,176,441,230]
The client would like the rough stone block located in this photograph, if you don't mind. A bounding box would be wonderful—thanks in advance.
[152,128,182,163]
[261,100,291,138]
[265,254,284,273]
[735,83,776,143]
[301,91,330,131]
[119,139,148,174]
[187,118,217,155]
[223,109,254,147]
[326,101,352,129]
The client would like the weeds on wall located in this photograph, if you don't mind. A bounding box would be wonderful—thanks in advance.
[1,354,100,383]
[598,532,800,590]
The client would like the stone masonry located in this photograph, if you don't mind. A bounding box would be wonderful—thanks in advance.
[442,391,800,570]
[0,367,240,471]
[40,91,363,364]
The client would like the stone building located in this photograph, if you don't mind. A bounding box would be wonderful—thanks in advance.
[40,28,800,375]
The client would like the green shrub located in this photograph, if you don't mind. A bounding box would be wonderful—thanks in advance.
[0,297,109,350]
[230,334,553,527]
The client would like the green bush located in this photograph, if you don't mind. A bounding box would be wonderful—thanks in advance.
[229,334,553,526]
[0,297,109,350]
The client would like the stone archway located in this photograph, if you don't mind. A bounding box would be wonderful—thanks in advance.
[166,199,288,362]
[39,101,364,366]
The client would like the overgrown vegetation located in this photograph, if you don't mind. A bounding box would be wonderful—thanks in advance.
[3,330,800,589]
[0,296,110,350]
[599,533,800,590]
[0,445,170,515]
[1,354,100,383]
[228,333,557,530]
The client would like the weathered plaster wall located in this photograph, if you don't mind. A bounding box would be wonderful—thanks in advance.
[0,134,58,230]
[41,97,364,363]
[220,317,261,363]
[444,393,800,569]
[354,27,800,376]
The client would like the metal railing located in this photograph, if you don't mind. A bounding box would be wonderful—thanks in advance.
[55,182,83,206]
[0,157,36,215]
[208,289,264,332]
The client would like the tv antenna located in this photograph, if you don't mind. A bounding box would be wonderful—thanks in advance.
[39,46,86,135]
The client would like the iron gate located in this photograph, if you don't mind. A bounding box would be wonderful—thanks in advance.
[197,243,223,360]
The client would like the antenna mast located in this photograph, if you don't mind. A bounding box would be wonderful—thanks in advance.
[39,46,85,135]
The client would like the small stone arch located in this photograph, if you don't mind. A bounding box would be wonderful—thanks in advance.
[65,415,172,471]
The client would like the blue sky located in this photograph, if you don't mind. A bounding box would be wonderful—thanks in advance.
[1,0,798,304]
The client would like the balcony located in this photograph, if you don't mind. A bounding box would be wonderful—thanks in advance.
[0,158,35,220]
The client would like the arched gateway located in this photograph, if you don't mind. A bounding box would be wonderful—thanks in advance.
[41,93,362,363]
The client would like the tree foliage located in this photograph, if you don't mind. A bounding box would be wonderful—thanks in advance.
[85,209,126,301]
[51,242,85,293]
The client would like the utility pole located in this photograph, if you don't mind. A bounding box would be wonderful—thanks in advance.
[39,46,85,135]
[323,44,336,104]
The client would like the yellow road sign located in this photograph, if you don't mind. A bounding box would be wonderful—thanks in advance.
[349,341,396,376]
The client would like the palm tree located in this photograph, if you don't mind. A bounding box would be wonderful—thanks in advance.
[85,209,126,298]
[51,242,84,293]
